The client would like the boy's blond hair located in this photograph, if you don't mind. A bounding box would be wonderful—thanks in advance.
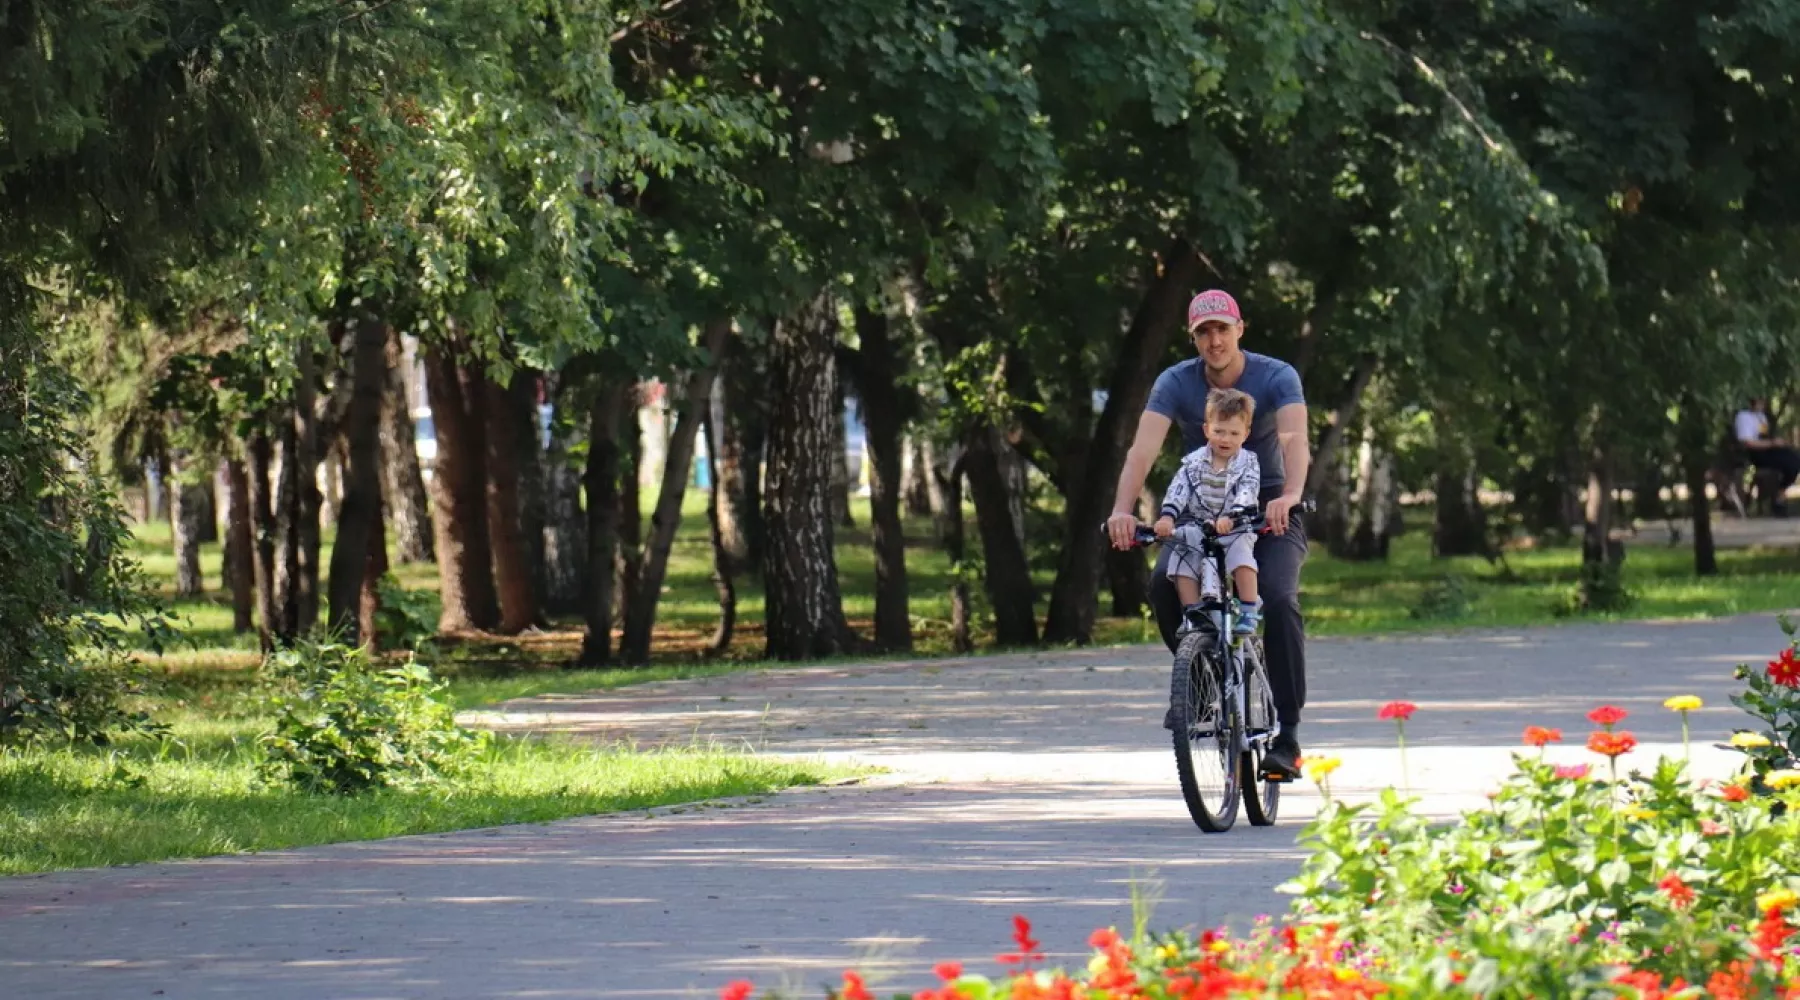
[1205,387,1256,425]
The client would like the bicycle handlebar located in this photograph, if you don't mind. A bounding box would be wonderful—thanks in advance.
[1101,499,1317,550]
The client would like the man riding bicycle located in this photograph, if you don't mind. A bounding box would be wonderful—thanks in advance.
[1105,289,1311,779]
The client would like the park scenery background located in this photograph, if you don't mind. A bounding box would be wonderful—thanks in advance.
[4,1,1800,997]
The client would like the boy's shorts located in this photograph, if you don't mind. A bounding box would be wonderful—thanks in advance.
[1167,533,1257,593]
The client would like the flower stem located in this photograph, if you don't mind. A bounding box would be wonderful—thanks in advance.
[1681,712,1691,760]
[1397,723,1410,794]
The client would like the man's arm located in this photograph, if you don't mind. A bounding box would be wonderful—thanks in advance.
[1737,412,1776,449]
[1264,402,1310,534]
[1106,412,1172,548]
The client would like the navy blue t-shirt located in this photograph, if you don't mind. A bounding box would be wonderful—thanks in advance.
[1145,351,1305,501]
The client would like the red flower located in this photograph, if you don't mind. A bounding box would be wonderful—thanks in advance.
[1089,928,1120,950]
[997,914,1045,968]
[842,971,874,1000]
[1523,725,1563,747]
[1705,961,1751,1000]
[1722,784,1751,803]
[1658,874,1696,909]
[1588,705,1630,727]
[721,981,755,1000]
[934,961,963,982]
[1587,730,1638,758]
[1754,908,1793,965]
[1378,701,1417,721]
[1770,648,1800,689]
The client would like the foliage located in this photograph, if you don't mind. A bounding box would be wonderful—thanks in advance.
[375,576,441,656]
[1407,574,1474,622]
[1727,619,1800,786]
[1560,560,1638,618]
[0,291,170,744]
[258,640,487,794]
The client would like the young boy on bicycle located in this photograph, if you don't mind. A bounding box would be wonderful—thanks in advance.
[1153,388,1262,636]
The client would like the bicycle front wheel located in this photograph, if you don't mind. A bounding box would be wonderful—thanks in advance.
[1170,630,1240,833]
[1239,638,1281,827]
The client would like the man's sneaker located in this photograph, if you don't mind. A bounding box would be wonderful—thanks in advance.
[1261,731,1301,781]
[1233,601,1262,636]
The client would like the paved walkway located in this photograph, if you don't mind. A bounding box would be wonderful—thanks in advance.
[2,615,1790,999]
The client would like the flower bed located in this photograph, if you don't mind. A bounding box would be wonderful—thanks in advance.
[726,622,1800,999]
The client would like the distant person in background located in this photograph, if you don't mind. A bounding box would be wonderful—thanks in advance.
[1735,398,1800,517]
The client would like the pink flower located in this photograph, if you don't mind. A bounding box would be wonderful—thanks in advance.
[1701,820,1728,836]
[1555,764,1591,780]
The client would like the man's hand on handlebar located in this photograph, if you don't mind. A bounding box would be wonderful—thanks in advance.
[1264,495,1299,536]
[1106,511,1140,550]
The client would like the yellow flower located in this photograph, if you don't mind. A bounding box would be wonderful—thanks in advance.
[1663,695,1703,712]
[1087,954,1110,977]
[1730,732,1773,749]
[1766,769,1800,791]
[1334,968,1364,984]
[1623,806,1658,820]
[1304,755,1343,783]
[1757,888,1798,914]
[1153,944,1180,964]
[1207,938,1232,955]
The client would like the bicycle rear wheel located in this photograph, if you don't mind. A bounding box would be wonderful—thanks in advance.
[1171,630,1240,832]
[1239,637,1281,827]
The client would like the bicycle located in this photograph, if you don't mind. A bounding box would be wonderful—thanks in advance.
[1119,505,1290,833]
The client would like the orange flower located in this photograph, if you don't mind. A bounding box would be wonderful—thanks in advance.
[1770,648,1800,688]
[721,981,755,1000]
[1587,730,1638,758]
[1588,705,1629,727]
[1089,928,1121,950]
[1705,960,1752,1000]
[1378,701,1417,721]
[1523,725,1562,747]
[1722,784,1751,803]
[1754,907,1793,964]
[1658,873,1696,909]
[842,971,874,1000]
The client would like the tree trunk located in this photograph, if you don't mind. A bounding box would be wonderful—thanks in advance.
[381,329,434,565]
[963,424,1038,646]
[326,309,389,642]
[1582,448,1620,567]
[512,372,550,618]
[1305,356,1379,496]
[196,473,219,544]
[1632,459,1668,522]
[622,318,732,664]
[1344,434,1397,560]
[358,492,389,653]
[542,375,588,614]
[762,293,859,660]
[225,458,256,634]
[850,304,913,651]
[703,402,737,656]
[831,381,855,529]
[1432,423,1488,558]
[272,343,323,642]
[248,431,278,649]
[578,378,632,666]
[319,446,343,532]
[902,435,935,518]
[939,455,972,653]
[170,459,207,598]
[423,343,500,633]
[1680,399,1718,576]
[713,334,765,575]
[482,370,541,634]
[617,394,644,630]
[1043,237,1201,644]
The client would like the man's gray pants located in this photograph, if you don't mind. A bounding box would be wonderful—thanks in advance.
[1149,513,1308,729]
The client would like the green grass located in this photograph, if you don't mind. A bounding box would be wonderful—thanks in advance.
[0,728,843,874]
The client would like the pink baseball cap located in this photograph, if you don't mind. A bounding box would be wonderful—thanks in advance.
[1187,289,1242,330]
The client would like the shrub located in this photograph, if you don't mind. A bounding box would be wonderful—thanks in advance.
[375,575,439,655]
[259,640,487,794]
[1408,574,1473,621]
